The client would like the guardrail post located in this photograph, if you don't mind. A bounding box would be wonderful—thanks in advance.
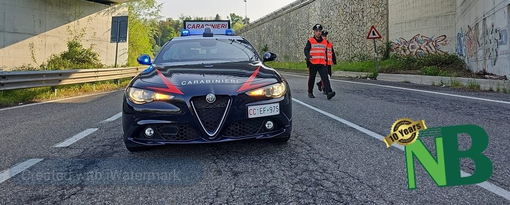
[51,86,57,96]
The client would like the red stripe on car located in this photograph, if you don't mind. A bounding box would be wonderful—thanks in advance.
[237,66,267,92]
[148,68,184,95]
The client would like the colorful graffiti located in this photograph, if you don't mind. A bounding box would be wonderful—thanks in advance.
[485,23,507,66]
[391,34,448,56]
[456,25,478,59]
[456,22,508,66]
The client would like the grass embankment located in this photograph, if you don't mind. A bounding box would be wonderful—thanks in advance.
[266,53,472,78]
[0,79,132,108]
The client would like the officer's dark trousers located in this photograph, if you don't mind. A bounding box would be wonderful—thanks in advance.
[308,64,332,93]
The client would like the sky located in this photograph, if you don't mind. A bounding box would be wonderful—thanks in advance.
[155,0,297,22]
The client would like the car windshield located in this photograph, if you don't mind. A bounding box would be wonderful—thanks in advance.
[154,38,260,64]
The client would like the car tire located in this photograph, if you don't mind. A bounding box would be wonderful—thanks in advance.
[268,135,290,143]
[124,140,150,152]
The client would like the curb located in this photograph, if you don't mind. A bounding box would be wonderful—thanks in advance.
[332,71,510,93]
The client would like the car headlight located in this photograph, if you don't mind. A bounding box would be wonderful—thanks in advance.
[127,87,174,104]
[246,82,287,98]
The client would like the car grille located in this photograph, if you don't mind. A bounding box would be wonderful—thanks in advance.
[191,95,231,137]
[155,125,201,141]
[222,119,264,137]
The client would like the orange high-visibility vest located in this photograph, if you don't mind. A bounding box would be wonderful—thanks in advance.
[326,40,333,66]
[308,37,327,65]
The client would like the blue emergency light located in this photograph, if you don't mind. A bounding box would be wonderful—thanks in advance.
[181,29,190,36]
[225,29,235,36]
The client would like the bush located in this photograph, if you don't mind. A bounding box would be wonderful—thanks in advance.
[40,40,104,70]
[416,53,466,69]
[421,66,440,76]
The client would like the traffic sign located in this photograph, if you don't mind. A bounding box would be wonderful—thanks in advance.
[367,25,382,39]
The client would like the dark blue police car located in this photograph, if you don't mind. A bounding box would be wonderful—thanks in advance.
[122,21,292,152]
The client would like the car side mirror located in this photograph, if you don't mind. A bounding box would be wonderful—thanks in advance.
[262,52,277,62]
[137,54,152,65]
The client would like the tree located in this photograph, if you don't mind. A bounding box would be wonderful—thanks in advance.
[155,18,179,48]
[215,14,222,20]
[124,0,162,66]
[227,13,247,31]
[228,13,244,25]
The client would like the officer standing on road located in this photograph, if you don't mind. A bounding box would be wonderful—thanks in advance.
[304,24,336,99]
[316,30,336,94]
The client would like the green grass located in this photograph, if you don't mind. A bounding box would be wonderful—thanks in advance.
[449,78,463,87]
[266,60,383,73]
[0,78,132,108]
[267,53,470,77]
[467,79,480,90]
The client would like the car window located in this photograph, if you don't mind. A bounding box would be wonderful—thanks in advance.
[155,38,259,63]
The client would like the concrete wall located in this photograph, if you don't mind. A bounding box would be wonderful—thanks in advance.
[0,0,128,71]
[455,0,510,77]
[238,0,388,62]
[388,0,457,56]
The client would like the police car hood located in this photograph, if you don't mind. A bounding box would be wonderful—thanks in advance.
[134,62,280,95]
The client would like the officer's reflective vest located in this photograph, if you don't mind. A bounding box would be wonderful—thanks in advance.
[308,37,327,65]
[326,40,333,66]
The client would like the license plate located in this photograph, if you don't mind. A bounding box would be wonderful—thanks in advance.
[248,103,280,118]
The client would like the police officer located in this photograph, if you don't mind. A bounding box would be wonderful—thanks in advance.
[304,24,336,99]
[316,30,336,94]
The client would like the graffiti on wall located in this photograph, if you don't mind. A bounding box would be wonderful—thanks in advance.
[456,22,507,66]
[456,25,478,59]
[485,23,507,66]
[390,34,448,56]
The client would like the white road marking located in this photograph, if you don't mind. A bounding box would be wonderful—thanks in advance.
[285,73,510,105]
[102,112,122,123]
[0,159,44,184]
[53,128,98,148]
[293,98,510,201]
[0,90,119,112]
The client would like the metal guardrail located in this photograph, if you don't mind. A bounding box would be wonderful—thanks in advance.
[0,67,144,91]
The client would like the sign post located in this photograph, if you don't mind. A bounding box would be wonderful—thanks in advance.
[367,25,382,72]
[111,16,128,68]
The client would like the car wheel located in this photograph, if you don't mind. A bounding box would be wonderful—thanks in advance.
[124,140,150,152]
[268,135,290,143]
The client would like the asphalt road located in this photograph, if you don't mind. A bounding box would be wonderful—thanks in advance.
[0,72,509,204]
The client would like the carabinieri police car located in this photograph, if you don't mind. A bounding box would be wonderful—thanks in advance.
[122,20,292,152]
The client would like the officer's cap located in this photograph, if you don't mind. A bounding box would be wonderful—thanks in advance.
[321,30,329,37]
[312,24,323,31]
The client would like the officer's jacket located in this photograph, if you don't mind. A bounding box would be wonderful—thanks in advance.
[326,40,333,66]
[308,37,328,65]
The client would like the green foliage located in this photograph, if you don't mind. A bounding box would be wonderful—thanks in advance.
[125,0,162,65]
[228,13,244,25]
[381,41,391,60]
[449,78,463,87]
[265,52,471,79]
[336,61,378,72]
[367,70,379,79]
[228,13,246,31]
[467,79,480,89]
[0,79,132,108]
[421,66,440,76]
[40,40,103,70]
